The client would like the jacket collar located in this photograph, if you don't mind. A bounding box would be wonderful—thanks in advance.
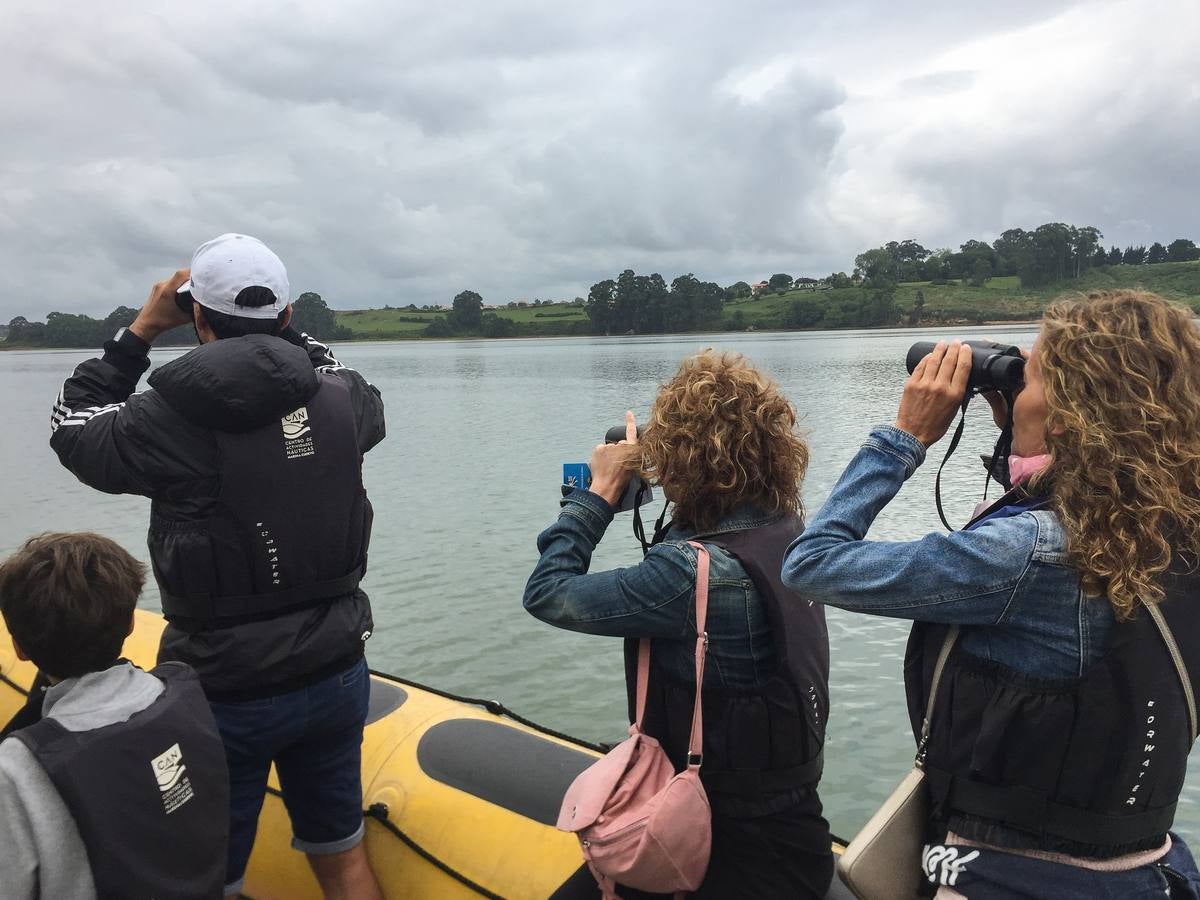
[671,503,787,541]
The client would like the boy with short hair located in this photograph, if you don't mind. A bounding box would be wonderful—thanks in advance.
[0,532,229,900]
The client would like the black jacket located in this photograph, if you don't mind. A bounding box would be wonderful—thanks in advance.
[50,327,386,700]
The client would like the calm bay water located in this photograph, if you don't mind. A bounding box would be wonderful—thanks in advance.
[3,326,1198,839]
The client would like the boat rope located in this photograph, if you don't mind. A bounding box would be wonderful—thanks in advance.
[369,668,608,754]
[363,801,505,899]
[2,660,607,754]
[256,784,506,899]
[0,671,26,695]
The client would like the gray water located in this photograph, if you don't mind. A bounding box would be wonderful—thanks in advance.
[3,327,1198,840]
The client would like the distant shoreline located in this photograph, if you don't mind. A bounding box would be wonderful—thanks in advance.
[0,318,1050,352]
[6,257,1197,349]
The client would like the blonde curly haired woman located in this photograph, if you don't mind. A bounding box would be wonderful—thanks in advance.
[525,350,833,899]
[784,291,1200,898]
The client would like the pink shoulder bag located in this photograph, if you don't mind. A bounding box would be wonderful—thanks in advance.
[557,541,714,899]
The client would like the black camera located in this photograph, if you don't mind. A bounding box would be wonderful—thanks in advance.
[603,424,641,444]
[561,425,653,514]
[604,424,651,513]
[906,340,1024,393]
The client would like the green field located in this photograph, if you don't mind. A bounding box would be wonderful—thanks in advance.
[336,308,434,339]
[331,261,1200,340]
[500,305,589,323]
[335,303,589,339]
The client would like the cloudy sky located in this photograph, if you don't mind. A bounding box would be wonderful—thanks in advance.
[1,0,1196,319]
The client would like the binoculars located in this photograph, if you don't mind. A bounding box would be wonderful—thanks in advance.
[906,340,1025,393]
[174,285,195,320]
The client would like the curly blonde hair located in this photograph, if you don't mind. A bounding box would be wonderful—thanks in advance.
[1036,290,1200,619]
[633,350,809,531]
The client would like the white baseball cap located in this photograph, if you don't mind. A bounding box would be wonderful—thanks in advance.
[180,233,290,319]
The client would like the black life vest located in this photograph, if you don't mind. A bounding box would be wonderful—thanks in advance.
[627,514,829,814]
[154,373,371,627]
[905,498,1200,857]
[12,663,229,899]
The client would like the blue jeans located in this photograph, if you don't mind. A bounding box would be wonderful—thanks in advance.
[923,834,1200,899]
[209,657,370,893]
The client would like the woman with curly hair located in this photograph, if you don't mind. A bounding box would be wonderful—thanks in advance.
[525,350,833,899]
[784,290,1200,898]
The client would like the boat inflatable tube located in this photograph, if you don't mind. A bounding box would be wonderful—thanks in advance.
[0,609,851,899]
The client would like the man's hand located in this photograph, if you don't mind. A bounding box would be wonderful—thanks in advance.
[129,270,192,344]
[895,341,972,447]
[587,409,639,509]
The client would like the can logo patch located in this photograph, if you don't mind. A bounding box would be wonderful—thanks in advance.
[150,742,195,814]
[282,407,315,459]
[282,407,311,439]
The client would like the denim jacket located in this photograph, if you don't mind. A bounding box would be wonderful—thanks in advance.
[780,426,1114,678]
[523,488,779,690]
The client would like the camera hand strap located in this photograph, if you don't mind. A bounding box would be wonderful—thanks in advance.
[934,394,973,531]
[981,393,1016,502]
[936,390,1019,529]
[633,492,673,557]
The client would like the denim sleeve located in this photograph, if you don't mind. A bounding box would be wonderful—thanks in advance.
[523,488,696,638]
[781,426,1038,625]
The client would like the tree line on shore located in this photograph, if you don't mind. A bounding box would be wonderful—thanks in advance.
[3,293,348,349]
[422,291,520,338]
[850,229,1199,292]
[5,225,1198,345]
[579,226,1199,336]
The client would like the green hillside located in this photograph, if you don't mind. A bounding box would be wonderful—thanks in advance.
[722,261,1200,332]
[333,260,1200,339]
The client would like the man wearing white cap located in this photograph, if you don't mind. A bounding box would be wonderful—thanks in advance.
[49,234,386,899]
[180,232,296,338]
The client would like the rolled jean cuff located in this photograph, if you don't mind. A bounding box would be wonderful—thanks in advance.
[292,818,365,855]
[223,875,246,896]
[865,425,927,478]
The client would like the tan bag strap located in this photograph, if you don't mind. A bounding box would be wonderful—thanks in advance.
[916,625,959,768]
[1145,601,1198,744]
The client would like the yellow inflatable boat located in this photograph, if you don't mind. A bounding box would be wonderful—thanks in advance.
[0,609,850,899]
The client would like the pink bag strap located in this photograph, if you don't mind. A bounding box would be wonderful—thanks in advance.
[634,636,651,729]
[632,542,712,771]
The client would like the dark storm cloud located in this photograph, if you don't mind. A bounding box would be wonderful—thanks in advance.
[0,0,1194,321]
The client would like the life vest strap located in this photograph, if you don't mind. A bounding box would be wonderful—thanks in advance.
[160,563,364,624]
[701,749,824,794]
[927,766,1177,847]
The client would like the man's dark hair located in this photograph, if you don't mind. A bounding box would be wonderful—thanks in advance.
[200,285,288,340]
[0,533,145,679]
[202,307,289,340]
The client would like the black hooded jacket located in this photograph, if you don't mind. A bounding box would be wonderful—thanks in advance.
[50,327,386,700]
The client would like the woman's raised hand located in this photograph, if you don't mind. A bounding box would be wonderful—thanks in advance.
[587,410,639,509]
[895,341,973,447]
